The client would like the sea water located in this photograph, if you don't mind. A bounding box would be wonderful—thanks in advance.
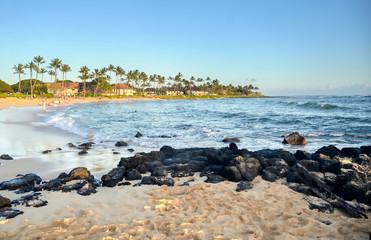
[40,96,371,153]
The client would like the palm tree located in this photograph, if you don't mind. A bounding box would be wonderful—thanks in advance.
[13,64,25,93]
[25,62,37,95]
[49,58,62,82]
[39,68,47,82]
[114,66,125,94]
[78,66,90,99]
[108,64,115,83]
[139,71,148,94]
[33,56,45,85]
[60,64,71,86]
[48,70,55,83]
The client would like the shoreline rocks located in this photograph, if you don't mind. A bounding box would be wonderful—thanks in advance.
[1,144,370,220]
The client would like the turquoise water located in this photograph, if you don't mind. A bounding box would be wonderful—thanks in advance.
[41,96,371,153]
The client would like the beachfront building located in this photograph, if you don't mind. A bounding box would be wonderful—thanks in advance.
[187,87,209,96]
[112,83,136,96]
[165,87,184,96]
[45,82,79,96]
[145,88,159,95]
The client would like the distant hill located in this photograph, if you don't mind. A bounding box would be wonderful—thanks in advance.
[11,79,46,93]
[0,79,14,93]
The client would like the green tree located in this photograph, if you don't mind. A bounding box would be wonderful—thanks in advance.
[108,64,115,83]
[33,56,45,84]
[60,64,71,88]
[78,66,90,99]
[24,61,36,95]
[48,70,55,83]
[39,68,47,82]
[49,58,62,82]
[13,64,25,93]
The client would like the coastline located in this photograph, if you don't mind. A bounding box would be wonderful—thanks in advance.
[0,97,370,239]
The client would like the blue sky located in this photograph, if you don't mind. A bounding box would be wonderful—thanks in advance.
[1,0,370,95]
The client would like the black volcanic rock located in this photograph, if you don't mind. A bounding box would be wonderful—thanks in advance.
[101,167,126,187]
[135,132,143,138]
[115,141,128,147]
[0,154,13,160]
[0,174,42,191]
[315,145,341,158]
[222,137,240,143]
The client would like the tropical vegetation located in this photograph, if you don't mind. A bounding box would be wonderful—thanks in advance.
[7,56,261,98]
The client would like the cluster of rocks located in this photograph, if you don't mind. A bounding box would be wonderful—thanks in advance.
[1,143,370,219]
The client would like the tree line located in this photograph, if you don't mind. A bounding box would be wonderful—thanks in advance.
[12,56,259,97]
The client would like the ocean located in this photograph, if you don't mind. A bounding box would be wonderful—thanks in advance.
[40,95,371,153]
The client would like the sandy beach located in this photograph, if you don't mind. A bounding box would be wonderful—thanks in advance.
[0,98,370,239]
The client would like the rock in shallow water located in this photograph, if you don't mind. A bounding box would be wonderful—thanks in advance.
[0,154,13,160]
[0,173,42,191]
[282,132,307,145]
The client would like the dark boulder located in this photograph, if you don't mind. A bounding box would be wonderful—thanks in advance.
[64,167,91,182]
[35,178,63,191]
[266,158,289,168]
[101,167,126,187]
[282,132,307,145]
[336,181,368,201]
[127,148,135,152]
[298,160,320,172]
[151,167,168,177]
[0,195,11,209]
[220,166,242,182]
[202,148,222,158]
[324,172,338,186]
[171,170,194,178]
[262,170,279,182]
[160,145,176,158]
[61,182,85,192]
[254,149,296,166]
[0,154,13,160]
[340,147,360,158]
[78,142,94,149]
[140,176,174,186]
[222,137,240,143]
[312,154,340,173]
[118,151,165,169]
[11,192,48,207]
[358,191,371,206]
[67,143,77,148]
[77,182,97,196]
[337,168,356,184]
[286,172,303,183]
[0,209,24,219]
[126,169,142,180]
[115,141,128,147]
[285,183,314,196]
[249,153,268,168]
[315,145,341,158]
[233,156,262,181]
[204,175,226,184]
[264,166,289,178]
[236,181,253,192]
[135,132,143,138]
[0,173,42,191]
[78,149,88,155]
[42,150,52,154]
[87,176,102,188]
[294,150,311,160]
[303,196,334,214]
[200,165,224,177]
[360,146,371,155]
[136,160,163,173]
[229,143,238,150]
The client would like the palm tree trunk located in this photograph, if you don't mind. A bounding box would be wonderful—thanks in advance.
[18,73,22,93]
[54,67,57,83]
[83,80,86,99]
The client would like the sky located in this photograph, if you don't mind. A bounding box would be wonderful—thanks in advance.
[0,0,370,96]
